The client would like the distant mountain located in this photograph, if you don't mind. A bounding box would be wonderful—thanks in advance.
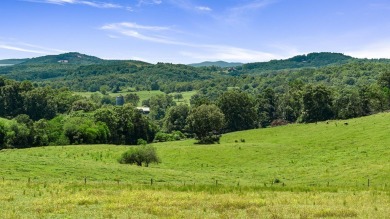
[2,51,389,93]
[19,52,105,65]
[189,61,243,68]
[242,52,354,71]
[0,58,28,65]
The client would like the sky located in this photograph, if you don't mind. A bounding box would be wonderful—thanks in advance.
[1,0,390,64]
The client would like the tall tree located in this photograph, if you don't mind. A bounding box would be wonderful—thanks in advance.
[124,93,140,106]
[217,90,257,131]
[257,88,278,127]
[333,88,363,119]
[163,104,189,133]
[186,104,225,144]
[23,87,57,120]
[149,94,176,121]
[302,85,334,123]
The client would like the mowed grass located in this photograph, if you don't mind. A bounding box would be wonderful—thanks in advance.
[0,113,390,218]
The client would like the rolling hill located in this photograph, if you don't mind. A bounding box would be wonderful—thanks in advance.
[1,51,389,93]
[242,52,355,71]
[0,112,389,218]
[19,52,105,65]
[1,112,388,187]
[189,61,243,67]
[0,58,28,65]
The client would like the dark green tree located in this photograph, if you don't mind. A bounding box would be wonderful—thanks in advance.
[186,104,225,144]
[23,87,57,120]
[333,88,363,119]
[163,104,189,133]
[174,93,183,102]
[257,88,278,127]
[302,85,334,123]
[378,71,390,89]
[190,93,211,107]
[124,93,140,106]
[71,99,97,112]
[0,121,6,149]
[148,94,176,121]
[1,83,24,117]
[217,90,257,131]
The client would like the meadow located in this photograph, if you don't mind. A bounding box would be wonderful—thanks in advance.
[74,90,196,106]
[0,113,389,218]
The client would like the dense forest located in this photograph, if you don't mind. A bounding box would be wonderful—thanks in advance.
[1,52,390,149]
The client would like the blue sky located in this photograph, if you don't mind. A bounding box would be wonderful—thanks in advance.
[1,0,390,63]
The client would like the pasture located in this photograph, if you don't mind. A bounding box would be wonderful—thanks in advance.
[0,113,389,218]
[74,90,195,106]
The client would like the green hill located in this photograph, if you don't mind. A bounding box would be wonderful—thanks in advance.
[1,112,388,187]
[1,51,390,94]
[242,52,354,71]
[0,113,389,218]
[189,61,243,68]
[18,52,104,65]
[0,58,28,65]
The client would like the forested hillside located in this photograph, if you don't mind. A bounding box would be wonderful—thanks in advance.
[1,52,389,94]
[1,52,390,149]
[189,61,243,67]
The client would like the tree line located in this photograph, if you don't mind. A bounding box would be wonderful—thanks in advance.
[1,69,390,148]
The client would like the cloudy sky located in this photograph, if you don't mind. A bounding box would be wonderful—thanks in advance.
[1,0,390,63]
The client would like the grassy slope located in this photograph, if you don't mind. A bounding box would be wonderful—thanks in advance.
[0,113,389,188]
[0,113,389,218]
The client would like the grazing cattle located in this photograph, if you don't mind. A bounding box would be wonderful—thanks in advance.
[344,122,349,125]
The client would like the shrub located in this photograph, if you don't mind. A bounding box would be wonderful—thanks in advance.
[186,104,225,144]
[137,138,147,145]
[119,145,161,167]
[153,131,186,142]
[270,119,289,127]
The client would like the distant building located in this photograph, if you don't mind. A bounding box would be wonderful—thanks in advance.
[58,60,69,63]
[136,106,150,114]
[116,95,124,106]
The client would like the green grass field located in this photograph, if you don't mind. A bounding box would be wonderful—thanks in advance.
[0,113,389,218]
[75,90,195,106]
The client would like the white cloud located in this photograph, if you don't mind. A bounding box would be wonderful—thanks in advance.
[26,0,124,9]
[0,41,67,55]
[116,22,171,31]
[346,41,390,59]
[224,0,277,23]
[0,45,48,54]
[166,0,212,13]
[231,0,276,12]
[101,22,179,44]
[101,21,283,62]
[196,6,212,12]
[137,0,162,6]
[180,46,280,63]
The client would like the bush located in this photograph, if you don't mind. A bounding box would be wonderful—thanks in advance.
[137,138,147,145]
[270,119,289,127]
[119,145,161,167]
[153,131,186,142]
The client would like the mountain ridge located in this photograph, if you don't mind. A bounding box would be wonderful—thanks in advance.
[189,61,243,68]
